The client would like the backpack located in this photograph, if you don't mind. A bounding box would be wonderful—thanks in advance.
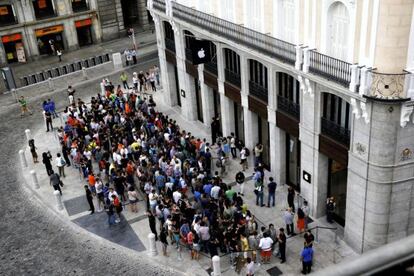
[244,148,250,157]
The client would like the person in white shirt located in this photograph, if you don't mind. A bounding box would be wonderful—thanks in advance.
[173,190,182,204]
[258,233,273,264]
[246,257,255,276]
[148,189,158,212]
[210,185,221,200]
[55,153,66,178]
[230,133,237,158]
[108,188,119,202]
[240,147,248,171]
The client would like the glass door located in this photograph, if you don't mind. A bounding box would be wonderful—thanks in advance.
[234,102,244,143]
[286,134,301,191]
[174,66,181,107]
[258,116,270,169]
[194,78,203,122]
[327,159,348,226]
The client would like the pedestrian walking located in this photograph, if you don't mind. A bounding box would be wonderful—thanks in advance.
[230,133,237,158]
[85,185,95,214]
[240,146,249,171]
[149,71,156,92]
[326,197,336,223]
[278,228,287,263]
[297,207,306,233]
[131,49,137,64]
[254,143,263,167]
[159,227,169,256]
[302,200,310,229]
[147,211,159,241]
[128,186,139,212]
[304,230,314,248]
[45,110,53,132]
[287,186,295,212]
[49,170,63,195]
[18,96,32,117]
[120,71,129,89]
[28,139,38,163]
[56,49,62,62]
[300,243,314,274]
[235,171,245,196]
[112,194,123,223]
[48,99,58,118]
[258,232,273,264]
[246,257,255,276]
[153,65,160,86]
[254,177,264,207]
[132,72,139,91]
[105,198,116,225]
[42,151,53,176]
[284,207,295,236]
[55,153,66,177]
[67,86,75,105]
[267,177,277,207]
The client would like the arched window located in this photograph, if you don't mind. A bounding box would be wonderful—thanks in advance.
[327,2,350,61]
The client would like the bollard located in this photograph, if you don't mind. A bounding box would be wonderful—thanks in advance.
[48,77,54,91]
[147,233,158,256]
[25,129,31,142]
[19,150,27,168]
[212,255,221,276]
[54,190,64,211]
[30,170,40,189]
[82,67,87,80]
[11,88,18,103]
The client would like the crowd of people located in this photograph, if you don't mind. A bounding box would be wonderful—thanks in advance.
[30,69,318,275]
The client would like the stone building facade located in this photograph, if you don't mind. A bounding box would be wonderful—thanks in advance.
[0,0,151,64]
[149,0,414,253]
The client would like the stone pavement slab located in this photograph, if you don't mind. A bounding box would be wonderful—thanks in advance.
[73,212,145,252]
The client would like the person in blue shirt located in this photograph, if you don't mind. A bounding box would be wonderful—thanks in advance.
[301,243,314,274]
[203,182,213,196]
[47,99,58,118]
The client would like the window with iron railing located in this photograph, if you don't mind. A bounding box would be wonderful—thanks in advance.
[204,41,217,75]
[72,0,89,12]
[184,30,195,62]
[32,0,56,19]
[0,5,17,26]
[164,21,175,52]
[321,93,351,146]
[249,59,268,102]
[277,72,300,119]
[224,48,240,87]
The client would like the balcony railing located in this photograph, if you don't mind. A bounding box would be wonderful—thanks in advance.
[321,117,350,146]
[165,37,175,52]
[153,0,166,13]
[277,95,300,119]
[309,50,352,87]
[185,48,193,62]
[225,69,241,88]
[152,0,296,65]
[249,81,268,102]
[204,61,218,75]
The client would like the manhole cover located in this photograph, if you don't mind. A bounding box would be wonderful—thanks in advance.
[267,266,283,276]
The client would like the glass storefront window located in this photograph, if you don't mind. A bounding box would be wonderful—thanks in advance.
[0,5,17,26]
[32,0,56,19]
[72,0,89,12]
[328,159,348,226]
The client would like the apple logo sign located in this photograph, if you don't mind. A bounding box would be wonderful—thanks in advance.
[198,48,205,59]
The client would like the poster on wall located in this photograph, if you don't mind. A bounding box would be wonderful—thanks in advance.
[16,43,26,63]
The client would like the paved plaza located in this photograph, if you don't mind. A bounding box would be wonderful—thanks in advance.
[19,79,358,275]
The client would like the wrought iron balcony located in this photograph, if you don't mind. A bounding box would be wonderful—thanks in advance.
[153,1,296,65]
[309,50,352,87]
[225,69,241,88]
[204,61,218,75]
[185,48,193,62]
[277,95,300,119]
[321,117,350,147]
[249,81,268,103]
[165,37,175,52]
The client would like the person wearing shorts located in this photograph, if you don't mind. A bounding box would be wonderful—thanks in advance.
[259,233,273,264]
[19,96,32,117]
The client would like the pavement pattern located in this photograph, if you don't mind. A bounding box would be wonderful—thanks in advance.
[0,42,180,275]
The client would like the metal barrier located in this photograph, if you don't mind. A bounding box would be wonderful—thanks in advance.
[19,53,112,87]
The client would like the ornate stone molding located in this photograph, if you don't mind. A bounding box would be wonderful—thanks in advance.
[360,102,370,124]
[166,0,173,17]
[303,78,314,98]
[169,20,179,36]
[350,98,360,119]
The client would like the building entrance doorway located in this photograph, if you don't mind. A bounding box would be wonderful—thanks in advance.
[286,134,301,191]
[327,159,348,226]
[194,78,203,122]
[36,32,64,55]
[213,89,222,134]
[121,0,139,27]
[174,65,181,107]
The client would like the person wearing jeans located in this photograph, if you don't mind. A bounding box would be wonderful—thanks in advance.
[267,177,277,207]
[255,180,264,206]
[55,153,66,177]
